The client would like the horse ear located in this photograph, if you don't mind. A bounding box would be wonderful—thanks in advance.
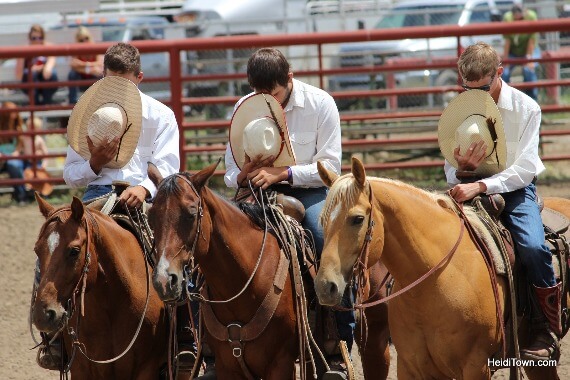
[317,161,339,188]
[35,192,54,218]
[351,157,366,188]
[70,196,85,222]
[192,158,221,190]
[147,161,163,187]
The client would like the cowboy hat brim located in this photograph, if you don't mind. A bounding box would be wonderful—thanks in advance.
[229,93,296,170]
[67,76,142,169]
[438,89,507,177]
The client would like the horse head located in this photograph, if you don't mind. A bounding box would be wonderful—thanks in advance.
[32,195,97,333]
[148,160,219,301]
[315,157,382,307]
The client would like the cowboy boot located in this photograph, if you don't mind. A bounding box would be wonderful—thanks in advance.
[36,333,62,371]
[174,306,197,372]
[520,283,562,361]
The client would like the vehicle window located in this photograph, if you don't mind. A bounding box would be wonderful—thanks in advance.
[102,27,126,42]
[376,5,464,29]
[470,3,491,24]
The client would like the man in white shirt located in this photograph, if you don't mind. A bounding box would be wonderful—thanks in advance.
[224,48,352,377]
[445,42,560,361]
[63,42,180,207]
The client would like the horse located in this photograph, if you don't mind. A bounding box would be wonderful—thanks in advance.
[146,162,391,379]
[31,195,170,379]
[315,157,568,380]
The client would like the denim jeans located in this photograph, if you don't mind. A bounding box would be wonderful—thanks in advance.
[500,183,556,288]
[501,47,540,101]
[82,185,113,202]
[272,185,356,351]
[21,71,59,105]
[68,70,99,104]
[4,158,27,202]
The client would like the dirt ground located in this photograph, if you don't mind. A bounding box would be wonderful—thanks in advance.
[3,182,570,379]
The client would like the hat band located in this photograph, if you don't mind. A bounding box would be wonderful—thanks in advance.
[112,103,132,163]
[469,113,500,168]
[261,93,289,160]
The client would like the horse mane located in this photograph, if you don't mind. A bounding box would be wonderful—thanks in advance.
[320,174,497,254]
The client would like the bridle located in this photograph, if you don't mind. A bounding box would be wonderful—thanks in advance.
[34,206,151,374]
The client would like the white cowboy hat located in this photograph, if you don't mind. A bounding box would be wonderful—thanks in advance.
[438,90,507,177]
[229,93,296,169]
[67,76,142,169]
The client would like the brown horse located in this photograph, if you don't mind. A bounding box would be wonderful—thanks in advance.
[31,195,169,379]
[315,157,567,380]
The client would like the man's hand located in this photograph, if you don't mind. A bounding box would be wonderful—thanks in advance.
[247,166,288,190]
[450,182,487,203]
[453,140,487,171]
[87,136,119,174]
[119,185,148,209]
[237,155,274,187]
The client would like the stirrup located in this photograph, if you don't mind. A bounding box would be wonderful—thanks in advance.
[174,348,196,372]
[520,330,560,362]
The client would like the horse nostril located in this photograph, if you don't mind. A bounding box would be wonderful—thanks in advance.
[168,273,178,288]
[327,281,338,297]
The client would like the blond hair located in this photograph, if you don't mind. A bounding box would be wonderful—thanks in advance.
[75,26,92,42]
[457,42,501,82]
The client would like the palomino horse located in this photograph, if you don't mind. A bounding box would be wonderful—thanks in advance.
[146,162,391,379]
[316,157,568,380]
[31,195,169,379]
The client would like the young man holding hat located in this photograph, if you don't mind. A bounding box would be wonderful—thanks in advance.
[438,42,560,361]
[63,42,180,207]
[37,43,180,371]
[224,48,352,377]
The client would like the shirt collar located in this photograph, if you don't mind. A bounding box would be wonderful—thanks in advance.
[139,90,149,119]
[496,79,513,111]
[283,78,304,112]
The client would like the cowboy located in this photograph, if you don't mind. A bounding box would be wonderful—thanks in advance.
[439,42,561,362]
[36,42,180,371]
[224,48,353,379]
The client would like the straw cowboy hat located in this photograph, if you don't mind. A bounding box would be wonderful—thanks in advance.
[23,167,53,197]
[438,90,507,177]
[229,93,296,169]
[67,76,142,169]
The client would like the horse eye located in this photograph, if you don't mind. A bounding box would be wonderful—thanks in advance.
[352,215,365,226]
[69,247,81,257]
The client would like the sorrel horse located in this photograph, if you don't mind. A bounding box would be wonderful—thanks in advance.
[315,157,568,380]
[146,162,391,379]
[31,195,170,379]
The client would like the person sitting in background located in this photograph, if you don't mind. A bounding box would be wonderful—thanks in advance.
[502,3,540,100]
[68,26,104,104]
[17,117,53,198]
[15,24,59,105]
[0,102,28,204]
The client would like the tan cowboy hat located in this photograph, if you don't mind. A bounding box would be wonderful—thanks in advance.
[23,167,53,197]
[67,76,142,169]
[438,90,507,177]
[229,93,296,169]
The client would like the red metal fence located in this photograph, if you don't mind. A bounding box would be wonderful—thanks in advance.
[2,18,570,190]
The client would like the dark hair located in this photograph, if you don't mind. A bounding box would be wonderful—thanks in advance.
[247,48,290,92]
[104,43,141,75]
[511,4,523,14]
[28,24,45,40]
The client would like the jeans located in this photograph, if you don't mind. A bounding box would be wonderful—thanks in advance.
[21,71,59,105]
[82,185,113,202]
[501,48,540,100]
[68,70,99,104]
[272,185,356,351]
[4,158,27,202]
[500,183,556,288]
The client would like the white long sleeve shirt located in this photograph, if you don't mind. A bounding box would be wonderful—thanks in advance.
[63,91,180,198]
[225,78,342,188]
[444,80,545,194]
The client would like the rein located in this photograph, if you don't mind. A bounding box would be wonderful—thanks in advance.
[342,182,466,311]
[40,206,152,373]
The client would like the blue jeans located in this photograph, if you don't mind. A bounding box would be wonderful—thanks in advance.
[82,185,113,202]
[273,185,356,351]
[21,71,59,105]
[500,183,555,288]
[4,158,26,202]
[68,70,99,104]
[501,48,540,100]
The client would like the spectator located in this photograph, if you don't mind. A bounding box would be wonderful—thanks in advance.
[15,24,59,105]
[502,3,540,100]
[17,117,53,198]
[68,26,104,104]
[0,102,27,203]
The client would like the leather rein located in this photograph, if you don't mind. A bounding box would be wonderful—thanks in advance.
[37,206,152,373]
[344,182,466,310]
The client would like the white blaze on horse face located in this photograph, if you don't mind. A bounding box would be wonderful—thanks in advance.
[330,204,342,226]
[47,231,60,255]
[156,253,171,279]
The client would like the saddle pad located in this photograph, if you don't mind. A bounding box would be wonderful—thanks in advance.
[542,207,570,235]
